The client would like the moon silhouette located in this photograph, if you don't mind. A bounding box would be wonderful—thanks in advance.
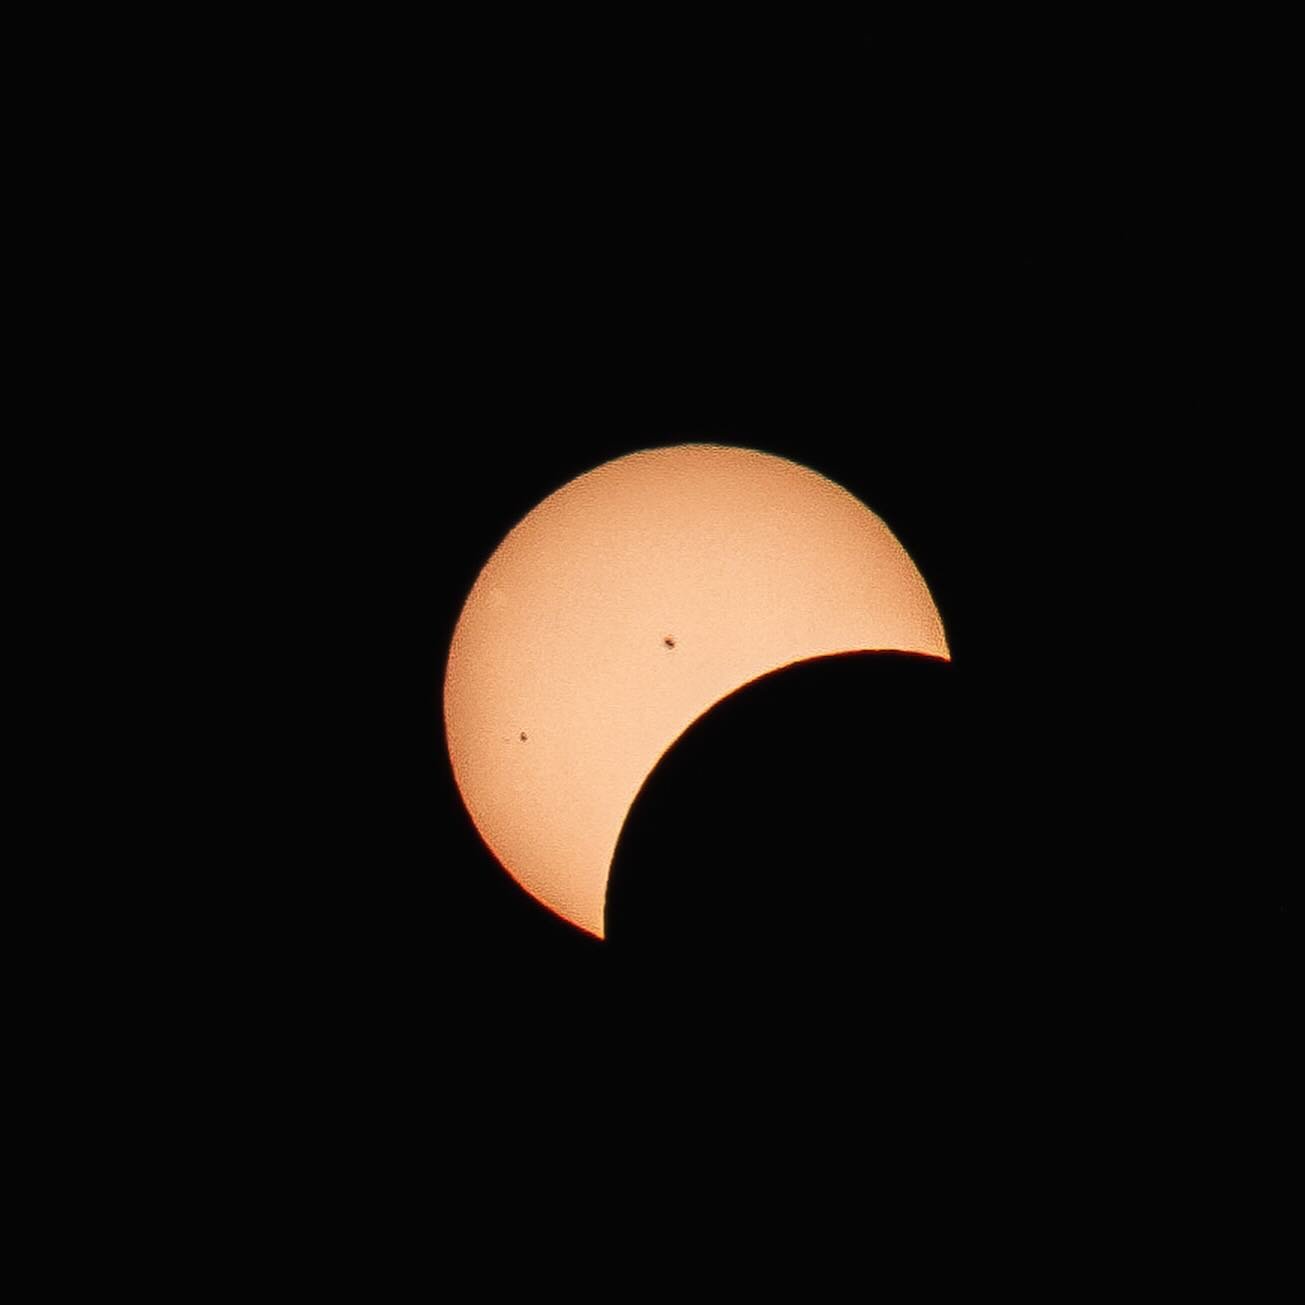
[443,444,949,937]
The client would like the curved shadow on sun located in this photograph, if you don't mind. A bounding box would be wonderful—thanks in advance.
[604,650,972,971]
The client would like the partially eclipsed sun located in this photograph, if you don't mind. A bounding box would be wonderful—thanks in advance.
[443,444,948,937]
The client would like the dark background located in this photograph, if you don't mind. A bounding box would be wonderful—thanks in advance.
[296,132,1180,1078]
[268,60,1246,1029]
[44,18,1285,1280]
[170,27,1287,1230]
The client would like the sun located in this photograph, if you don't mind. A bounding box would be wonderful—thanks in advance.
[444,444,948,936]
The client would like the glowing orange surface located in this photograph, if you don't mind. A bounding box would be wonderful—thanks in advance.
[443,445,948,936]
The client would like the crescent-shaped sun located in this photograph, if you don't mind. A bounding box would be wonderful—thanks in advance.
[443,444,948,937]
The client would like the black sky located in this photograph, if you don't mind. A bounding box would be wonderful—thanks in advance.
[67,24,1290,1289]
[211,33,1289,1225]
